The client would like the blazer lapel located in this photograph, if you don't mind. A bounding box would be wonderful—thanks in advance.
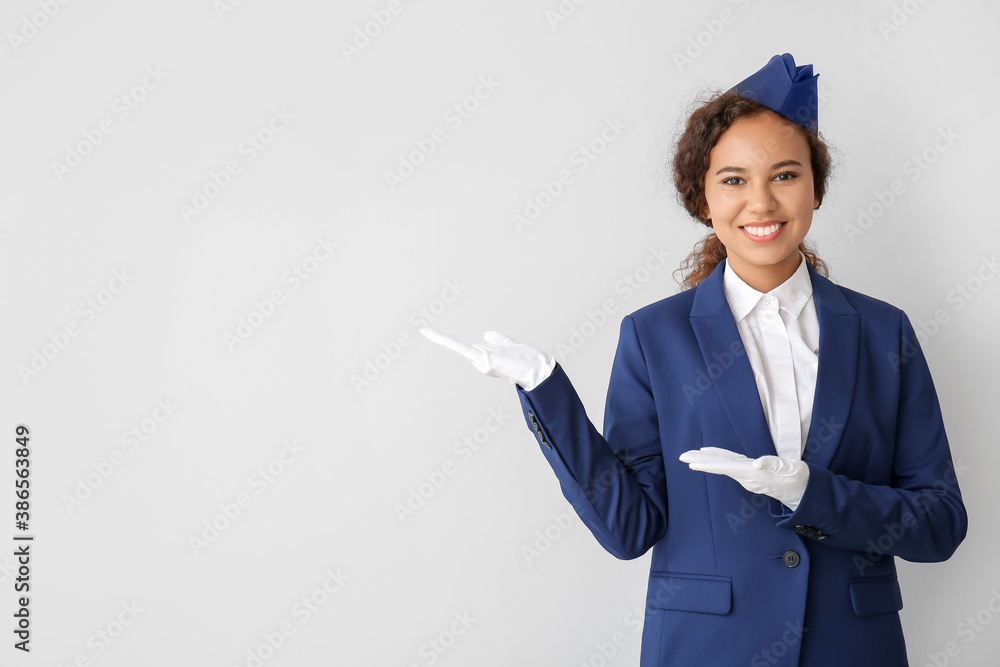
[802,264,859,469]
[689,261,776,460]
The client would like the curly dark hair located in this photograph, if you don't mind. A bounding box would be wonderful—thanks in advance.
[672,92,832,289]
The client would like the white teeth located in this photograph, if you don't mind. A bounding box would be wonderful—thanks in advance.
[745,223,781,236]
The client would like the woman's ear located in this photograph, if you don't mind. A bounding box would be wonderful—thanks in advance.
[699,200,711,223]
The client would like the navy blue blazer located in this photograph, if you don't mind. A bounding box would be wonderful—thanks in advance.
[516,260,967,666]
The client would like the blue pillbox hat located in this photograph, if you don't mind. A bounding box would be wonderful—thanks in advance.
[727,53,819,134]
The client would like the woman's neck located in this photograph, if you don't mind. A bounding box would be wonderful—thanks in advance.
[727,253,802,293]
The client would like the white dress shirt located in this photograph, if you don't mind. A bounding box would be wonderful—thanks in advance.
[722,252,819,460]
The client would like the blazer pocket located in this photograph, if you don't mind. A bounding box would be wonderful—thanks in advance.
[647,571,732,615]
[849,574,904,617]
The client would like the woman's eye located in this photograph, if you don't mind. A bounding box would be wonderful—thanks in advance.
[774,171,798,182]
[722,176,744,186]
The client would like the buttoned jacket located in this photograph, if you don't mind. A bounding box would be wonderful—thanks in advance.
[515,260,967,666]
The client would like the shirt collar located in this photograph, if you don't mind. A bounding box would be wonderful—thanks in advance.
[723,251,814,323]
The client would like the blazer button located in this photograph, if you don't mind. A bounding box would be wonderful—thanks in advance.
[783,551,801,568]
[794,525,826,540]
[527,412,552,449]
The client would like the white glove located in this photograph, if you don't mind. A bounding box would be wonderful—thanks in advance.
[420,328,556,391]
[678,446,810,510]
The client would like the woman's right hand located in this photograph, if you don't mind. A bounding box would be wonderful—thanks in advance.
[420,328,556,391]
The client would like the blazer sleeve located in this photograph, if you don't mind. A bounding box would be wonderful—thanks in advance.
[779,310,968,563]
[515,315,668,560]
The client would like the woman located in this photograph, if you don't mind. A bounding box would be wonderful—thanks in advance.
[422,54,967,666]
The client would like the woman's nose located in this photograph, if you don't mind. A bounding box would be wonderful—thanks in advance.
[746,182,777,214]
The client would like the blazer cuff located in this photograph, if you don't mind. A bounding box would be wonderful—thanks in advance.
[775,463,834,541]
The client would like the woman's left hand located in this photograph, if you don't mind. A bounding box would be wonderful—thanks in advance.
[679,447,810,510]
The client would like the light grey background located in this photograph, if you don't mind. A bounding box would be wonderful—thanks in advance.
[2,1,998,665]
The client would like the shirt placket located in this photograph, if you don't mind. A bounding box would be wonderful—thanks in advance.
[758,294,801,461]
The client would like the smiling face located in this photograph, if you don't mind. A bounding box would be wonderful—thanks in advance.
[702,111,819,292]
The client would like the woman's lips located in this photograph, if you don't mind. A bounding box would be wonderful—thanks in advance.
[740,221,785,242]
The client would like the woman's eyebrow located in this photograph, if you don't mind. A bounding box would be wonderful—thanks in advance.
[714,159,804,176]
